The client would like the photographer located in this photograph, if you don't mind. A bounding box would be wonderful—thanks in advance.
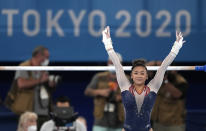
[84,53,127,131]
[4,46,61,130]
[147,61,188,131]
[40,96,87,131]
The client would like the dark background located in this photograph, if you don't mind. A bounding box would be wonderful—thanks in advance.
[0,61,205,131]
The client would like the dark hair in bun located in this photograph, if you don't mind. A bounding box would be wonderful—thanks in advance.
[131,59,148,72]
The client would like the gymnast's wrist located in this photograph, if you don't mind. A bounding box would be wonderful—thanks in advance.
[106,47,113,51]
[171,41,181,55]
[105,44,113,51]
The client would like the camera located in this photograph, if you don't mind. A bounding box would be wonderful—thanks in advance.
[105,82,118,103]
[50,106,79,131]
[49,75,62,84]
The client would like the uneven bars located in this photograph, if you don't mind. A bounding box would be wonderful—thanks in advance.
[0,65,205,71]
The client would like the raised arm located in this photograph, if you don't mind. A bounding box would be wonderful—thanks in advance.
[102,26,131,92]
[148,31,186,93]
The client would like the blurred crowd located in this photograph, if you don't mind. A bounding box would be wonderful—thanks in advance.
[0,46,188,131]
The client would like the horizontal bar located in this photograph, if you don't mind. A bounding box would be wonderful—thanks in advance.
[0,65,204,71]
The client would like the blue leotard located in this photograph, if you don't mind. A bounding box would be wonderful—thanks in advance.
[107,50,176,131]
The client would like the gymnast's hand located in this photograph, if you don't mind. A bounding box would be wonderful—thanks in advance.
[102,26,113,51]
[171,31,186,55]
[176,31,186,44]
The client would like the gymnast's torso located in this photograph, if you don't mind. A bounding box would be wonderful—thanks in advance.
[121,86,157,131]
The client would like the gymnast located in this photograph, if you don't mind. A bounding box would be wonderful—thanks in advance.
[101,26,185,131]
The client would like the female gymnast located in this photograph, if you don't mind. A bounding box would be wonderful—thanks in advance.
[101,26,185,131]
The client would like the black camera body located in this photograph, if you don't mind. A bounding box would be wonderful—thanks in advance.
[50,106,78,131]
[107,91,116,103]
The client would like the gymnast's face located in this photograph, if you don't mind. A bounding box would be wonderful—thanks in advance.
[131,66,148,86]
